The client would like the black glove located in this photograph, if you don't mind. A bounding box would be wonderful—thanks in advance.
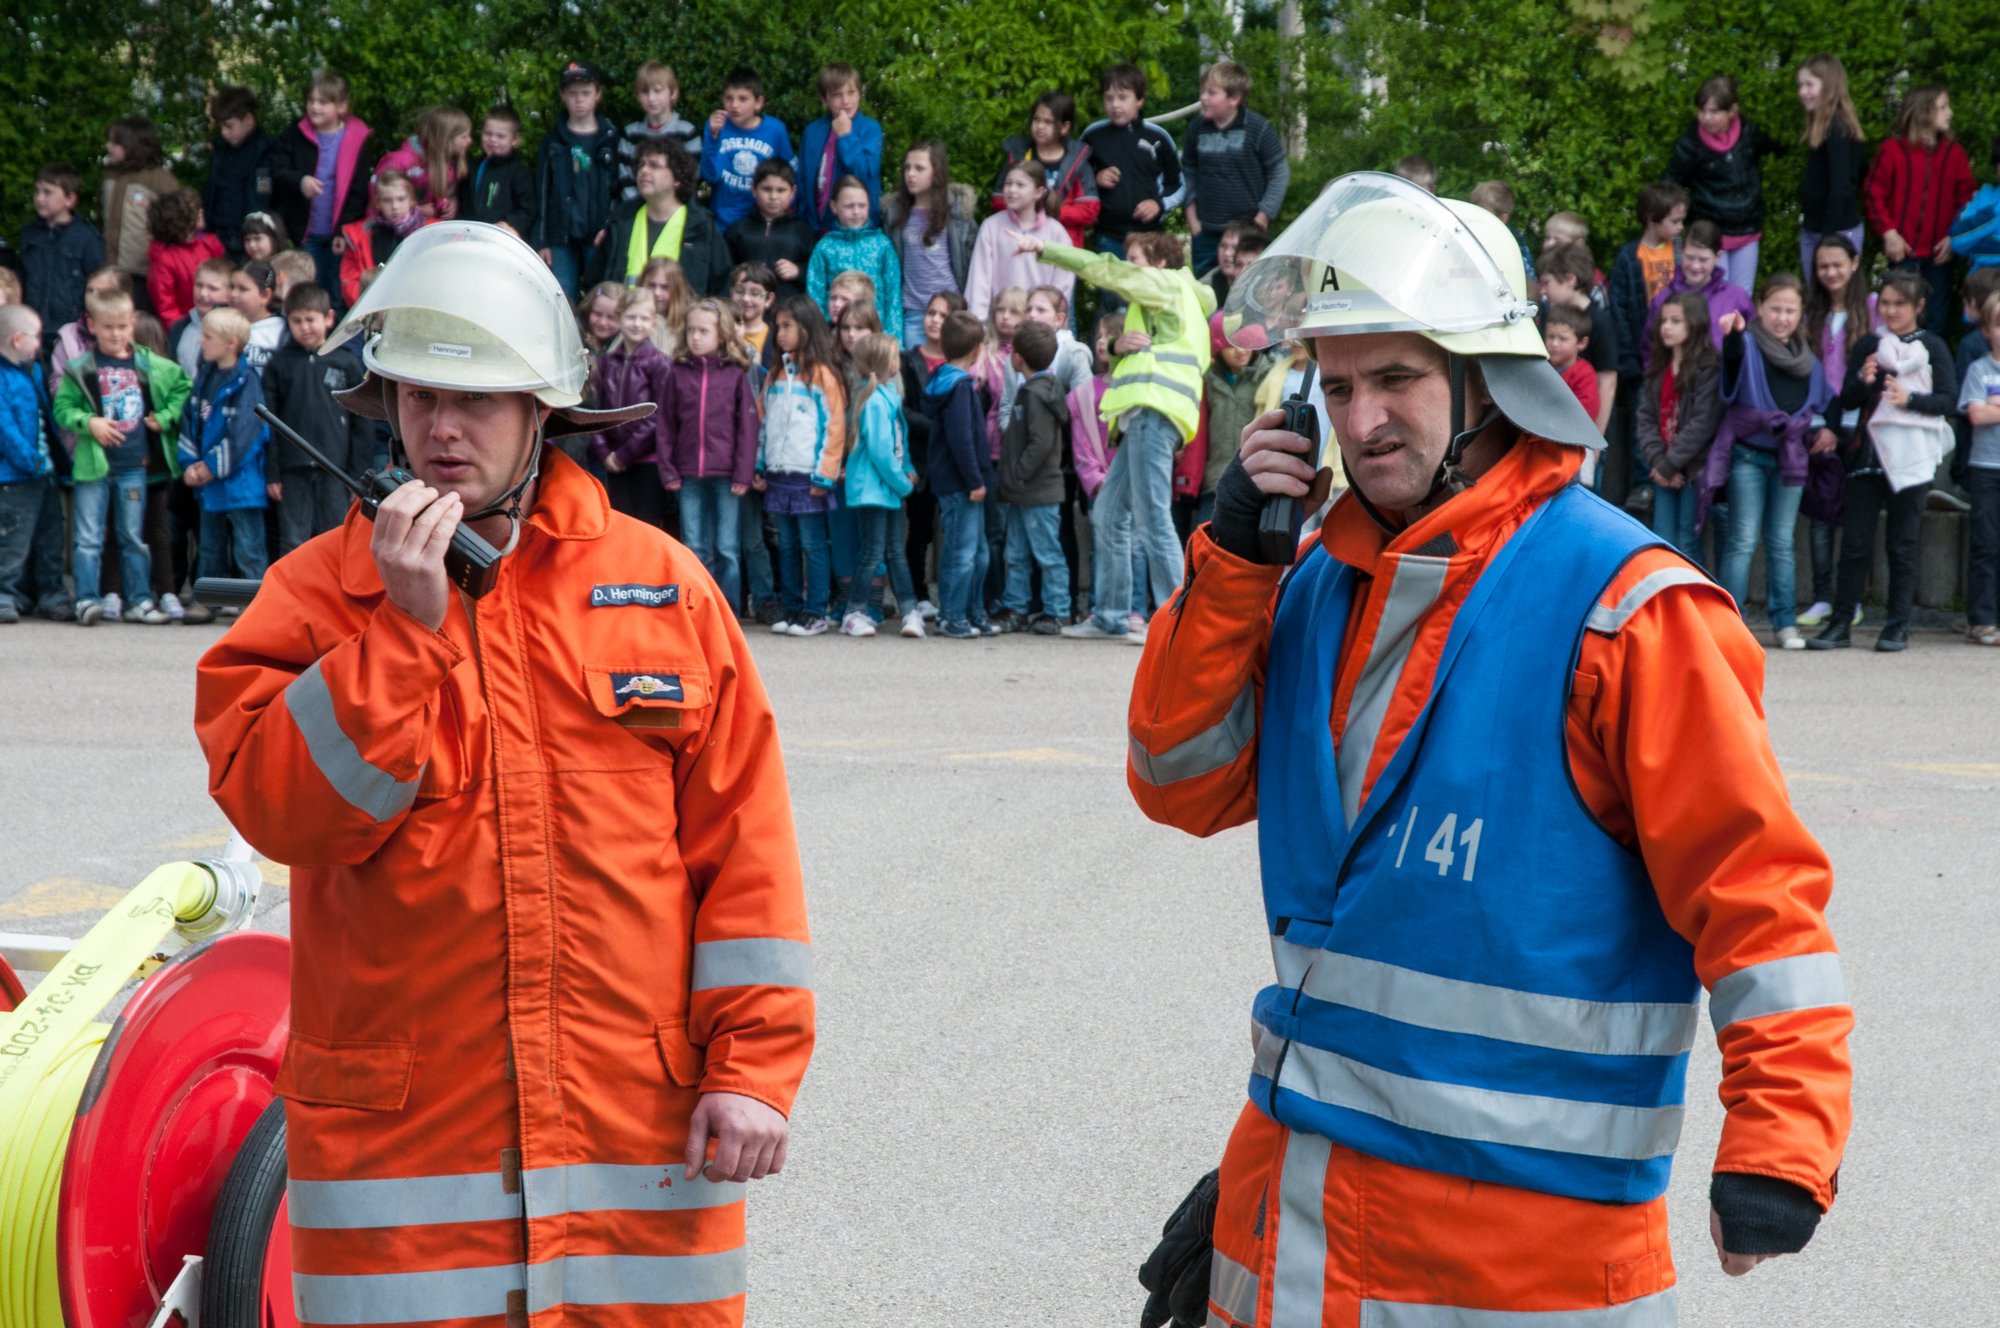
[1139,1169,1220,1328]
[1710,1172,1823,1256]
[1209,454,1274,564]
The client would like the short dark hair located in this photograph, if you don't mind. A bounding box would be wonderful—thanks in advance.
[283,282,333,316]
[148,189,203,246]
[209,86,257,124]
[1032,91,1077,135]
[1539,241,1595,289]
[729,262,778,294]
[1101,62,1148,100]
[1545,305,1592,340]
[941,310,986,360]
[753,158,796,189]
[1683,219,1723,254]
[1392,155,1437,190]
[35,162,82,198]
[723,66,763,99]
[1012,320,1057,372]
[1696,75,1738,112]
[1222,220,1268,250]
[635,137,697,193]
[106,116,165,171]
[485,103,522,133]
[1637,181,1689,226]
[1964,265,2000,312]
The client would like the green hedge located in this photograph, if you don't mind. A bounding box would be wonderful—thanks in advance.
[6,0,1991,278]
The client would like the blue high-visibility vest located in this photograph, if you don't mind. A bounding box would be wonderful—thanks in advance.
[1251,484,1705,1204]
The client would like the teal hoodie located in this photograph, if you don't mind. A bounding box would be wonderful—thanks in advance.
[844,380,914,510]
[806,224,903,342]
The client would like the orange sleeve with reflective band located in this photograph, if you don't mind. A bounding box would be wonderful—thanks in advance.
[672,591,816,1116]
[1127,525,1285,837]
[1569,547,1853,1209]
[195,547,464,867]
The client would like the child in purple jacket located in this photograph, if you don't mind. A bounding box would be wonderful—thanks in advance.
[654,298,761,610]
[1643,220,1753,372]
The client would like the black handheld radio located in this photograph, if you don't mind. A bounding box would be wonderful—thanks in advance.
[1256,389,1322,565]
[252,405,504,598]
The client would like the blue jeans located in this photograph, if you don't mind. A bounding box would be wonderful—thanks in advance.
[847,504,917,617]
[547,241,593,304]
[1002,502,1070,618]
[1799,225,1866,279]
[935,491,989,627]
[0,479,58,613]
[678,478,742,611]
[1717,239,1760,295]
[1190,228,1222,277]
[304,237,343,313]
[827,503,858,606]
[72,474,152,606]
[1649,481,1700,563]
[198,506,269,581]
[770,509,830,618]
[740,490,775,608]
[900,316,928,351]
[1719,446,1801,629]
[1089,408,1183,632]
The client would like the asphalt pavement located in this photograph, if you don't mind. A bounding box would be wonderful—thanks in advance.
[1,613,1991,1326]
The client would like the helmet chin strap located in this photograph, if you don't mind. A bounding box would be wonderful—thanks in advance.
[1424,353,1500,506]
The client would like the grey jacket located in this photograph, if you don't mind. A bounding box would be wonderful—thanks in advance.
[883,183,978,300]
[1636,357,1722,477]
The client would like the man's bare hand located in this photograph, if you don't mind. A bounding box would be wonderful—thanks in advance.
[685,1091,789,1183]
[1710,1208,1779,1278]
[370,479,462,630]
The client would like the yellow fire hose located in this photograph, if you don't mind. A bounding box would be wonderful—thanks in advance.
[0,862,236,1328]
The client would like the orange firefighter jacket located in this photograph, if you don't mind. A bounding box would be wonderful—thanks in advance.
[194,447,813,1327]
[1128,436,1851,1212]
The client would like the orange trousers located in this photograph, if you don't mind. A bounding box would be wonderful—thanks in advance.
[1208,1103,1680,1327]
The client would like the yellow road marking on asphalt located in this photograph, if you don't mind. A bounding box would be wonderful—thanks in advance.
[948,747,1097,764]
[0,877,129,921]
[1788,772,1858,785]
[1888,762,2000,779]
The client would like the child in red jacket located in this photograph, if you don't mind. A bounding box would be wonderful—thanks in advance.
[1866,85,1975,335]
[146,191,225,326]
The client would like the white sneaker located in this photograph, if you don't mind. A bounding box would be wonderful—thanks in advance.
[126,598,172,625]
[100,592,123,623]
[1127,613,1149,643]
[900,610,926,639]
[1852,604,1865,626]
[1777,626,1806,651]
[159,592,186,621]
[1795,601,1832,627]
[840,611,877,637]
[787,615,830,637]
[1060,618,1126,640]
[769,617,793,635]
[916,599,939,621]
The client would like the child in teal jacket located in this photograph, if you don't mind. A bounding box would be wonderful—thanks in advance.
[840,332,920,636]
[807,178,903,343]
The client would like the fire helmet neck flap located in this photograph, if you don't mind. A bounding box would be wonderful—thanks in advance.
[1223,172,1605,462]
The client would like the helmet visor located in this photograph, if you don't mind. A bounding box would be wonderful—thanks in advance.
[1223,171,1538,348]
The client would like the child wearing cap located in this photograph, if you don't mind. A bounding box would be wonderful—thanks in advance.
[534,60,622,301]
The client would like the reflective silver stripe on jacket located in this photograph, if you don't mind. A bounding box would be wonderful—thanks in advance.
[1585,566,1709,635]
[281,659,423,822]
[288,1164,743,1230]
[1359,1287,1679,1326]
[1111,371,1203,405]
[294,1250,748,1325]
[1149,350,1205,368]
[1131,682,1258,786]
[1708,952,1848,1033]
[1272,939,1700,1059]
[1209,1248,1259,1326]
[1276,1042,1683,1162]
[1336,555,1450,827]
[691,937,815,991]
[1268,1130,1332,1328]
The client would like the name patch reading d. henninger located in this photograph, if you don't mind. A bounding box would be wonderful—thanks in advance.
[590,583,681,608]
[610,673,685,702]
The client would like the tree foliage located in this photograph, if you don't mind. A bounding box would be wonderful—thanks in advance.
[5,0,1993,280]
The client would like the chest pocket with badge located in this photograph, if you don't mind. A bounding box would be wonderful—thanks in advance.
[584,664,712,745]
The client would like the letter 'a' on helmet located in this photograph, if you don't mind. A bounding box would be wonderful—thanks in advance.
[1223,171,1604,452]
[322,221,652,438]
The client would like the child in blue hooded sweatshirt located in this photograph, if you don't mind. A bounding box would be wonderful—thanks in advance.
[807,178,902,343]
[796,64,884,233]
[919,309,996,637]
[840,332,920,637]
[701,68,794,229]
[180,306,271,590]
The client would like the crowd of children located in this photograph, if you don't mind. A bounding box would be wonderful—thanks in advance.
[4,50,1999,656]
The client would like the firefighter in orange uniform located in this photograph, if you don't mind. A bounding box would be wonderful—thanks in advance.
[1128,176,1852,1328]
[194,223,814,1328]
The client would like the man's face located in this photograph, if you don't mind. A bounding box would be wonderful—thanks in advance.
[192,270,231,313]
[219,115,256,147]
[1102,86,1141,125]
[92,311,136,359]
[722,87,762,126]
[755,176,794,219]
[482,119,519,158]
[288,307,332,351]
[1316,332,1470,513]
[636,155,678,203]
[32,181,74,221]
[396,383,540,509]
